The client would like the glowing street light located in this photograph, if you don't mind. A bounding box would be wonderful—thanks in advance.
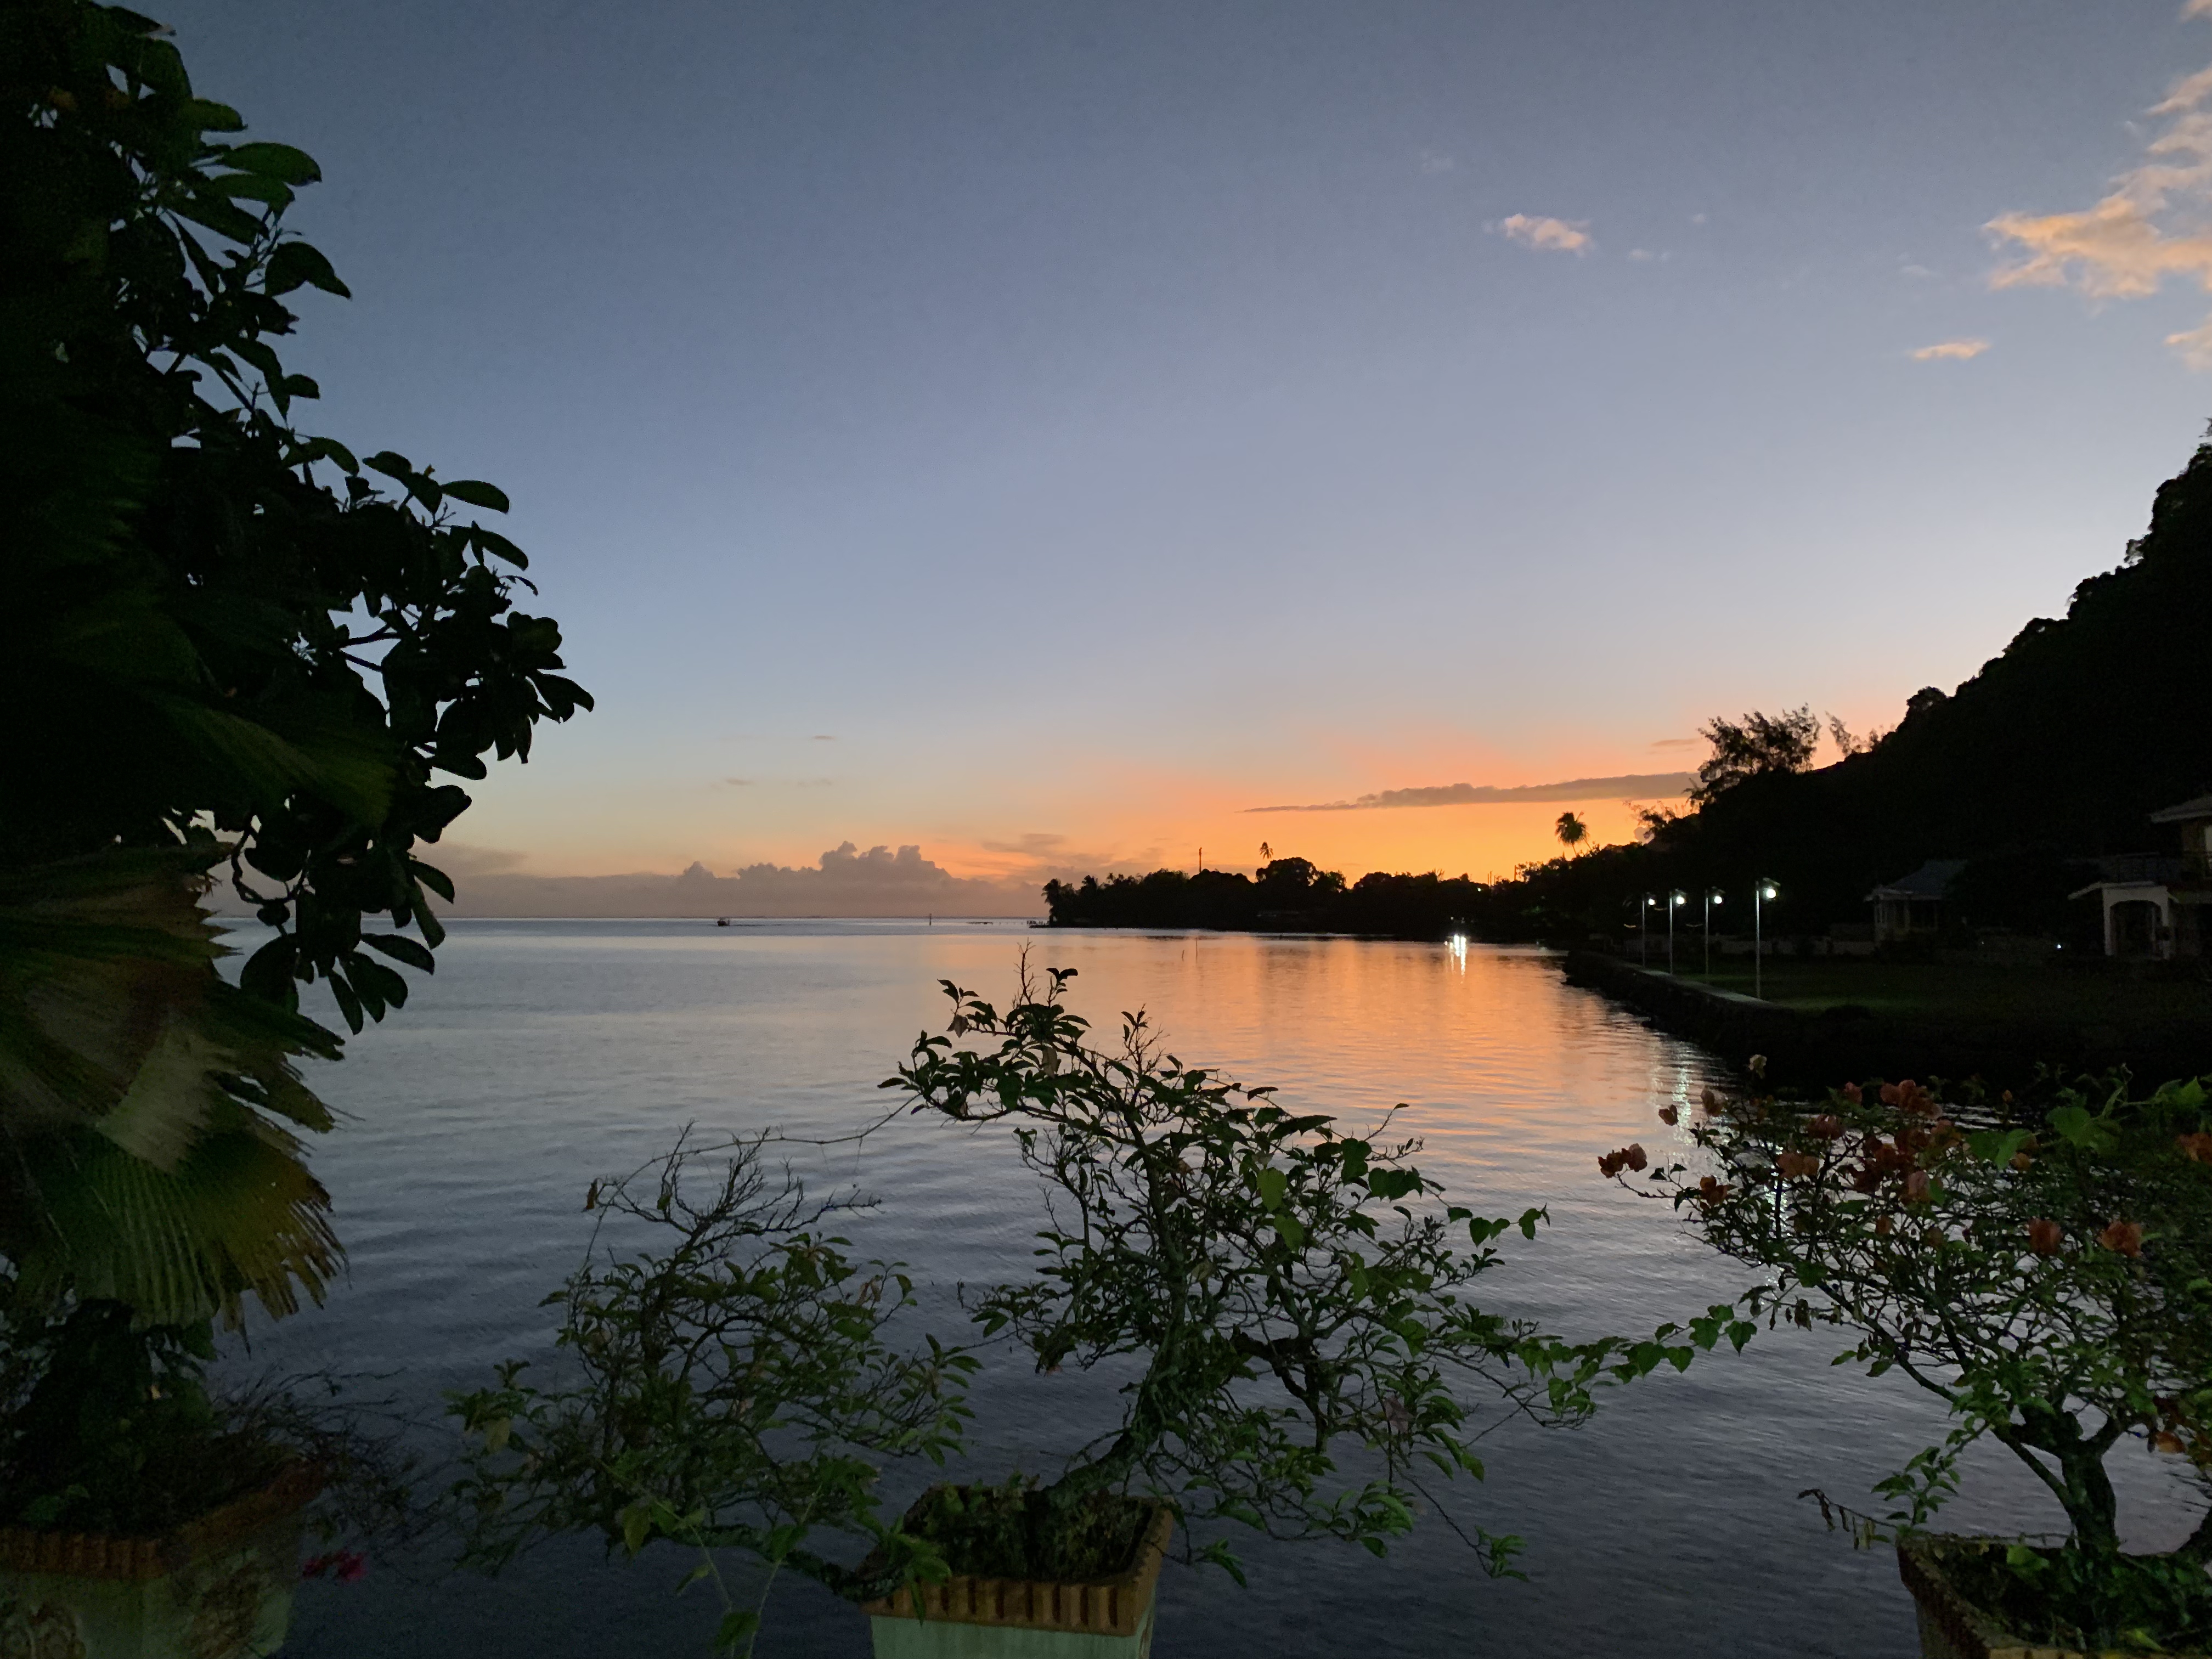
[1754,878,1779,999]
[1703,887,1724,978]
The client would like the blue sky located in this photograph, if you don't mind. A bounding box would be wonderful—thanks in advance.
[178,0,2212,889]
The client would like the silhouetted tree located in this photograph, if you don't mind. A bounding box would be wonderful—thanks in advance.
[1689,707,1820,804]
[1554,812,1588,853]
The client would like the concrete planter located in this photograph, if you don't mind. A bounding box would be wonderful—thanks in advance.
[1897,1536,2211,1659]
[0,1462,319,1659]
[862,1491,1173,1659]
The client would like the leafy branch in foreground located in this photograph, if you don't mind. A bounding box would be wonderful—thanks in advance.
[1605,1070,2212,1651]
[888,958,1707,1583]
[4,0,590,1328]
[449,1132,975,1656]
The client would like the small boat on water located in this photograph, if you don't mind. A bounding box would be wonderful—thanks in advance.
[715,917,731,927]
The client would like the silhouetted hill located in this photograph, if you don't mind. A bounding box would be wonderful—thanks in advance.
[1046,431,2212,944]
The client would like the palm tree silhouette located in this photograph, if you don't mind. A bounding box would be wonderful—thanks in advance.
[1554,811,1588,855]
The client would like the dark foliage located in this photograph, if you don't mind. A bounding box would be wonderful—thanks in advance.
[1689,707,1820,805]
[1045,862,1488,939]
[1,0,591,1036]
[1,0,591,1327]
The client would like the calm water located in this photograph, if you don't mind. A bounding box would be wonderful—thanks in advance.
[233,921,2199,1657]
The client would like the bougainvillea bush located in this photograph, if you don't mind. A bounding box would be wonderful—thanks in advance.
[1605,1069,2212,1651]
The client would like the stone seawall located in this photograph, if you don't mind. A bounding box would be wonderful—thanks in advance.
[1556,951,2207,1091]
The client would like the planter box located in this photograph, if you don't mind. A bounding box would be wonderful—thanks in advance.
[1898,1536,2211,1659]
[862,1493,1173,1659]
[0,1462,319,1659]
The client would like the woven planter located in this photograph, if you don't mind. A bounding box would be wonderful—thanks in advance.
[0,1461,320,1659]
[862,1490,1173,1659]
[1898,1535,2211,1659]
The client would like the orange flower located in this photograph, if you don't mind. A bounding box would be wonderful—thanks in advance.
[2177,1132,2212,1164]
[1657,1105,1679,1126]
[2098,1220,2144,1257]
[1873,1214,1894,1237]
[1776,1150,1821,1180]
[1840,1082,1863,1105]
[1696,1175,1733,1207]
[1808,1114,1843,1141]
[1599,1144,1648,1177]
[2028,1218,2062,1256]
[1903,1170,1931,1205]
[2153,1431,2186,1455]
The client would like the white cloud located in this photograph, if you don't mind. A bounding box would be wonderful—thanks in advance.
[2187,0,2212,21]
[1493,214,1593,254]
[1628,247,1655,262]
[1417,149,1455,175]
[1987,39,2212,366]
[415,842,1046,918]
[1909,338,1990,361]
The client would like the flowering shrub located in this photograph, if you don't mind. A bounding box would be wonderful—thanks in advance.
[1604,1071,2212,1649]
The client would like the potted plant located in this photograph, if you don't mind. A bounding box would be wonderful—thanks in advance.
[871,962,1686,1656]
[1604,1069,2212,1655]
[450,1131,979,1658]
[0,1287,420,1659]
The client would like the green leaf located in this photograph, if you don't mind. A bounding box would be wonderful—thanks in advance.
[222,141,324,183]
[1256,1166,1286,1210]
[208,171,293,206]
[360,933,436,972]
[442,479,512,513]
[265,240,351,298]
[620,1502,652,1556]
[714,1610,761,1654]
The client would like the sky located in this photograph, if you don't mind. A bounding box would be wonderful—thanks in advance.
[176,0,2212,908]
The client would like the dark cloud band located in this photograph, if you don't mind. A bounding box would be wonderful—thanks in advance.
[1245,772,1694,812]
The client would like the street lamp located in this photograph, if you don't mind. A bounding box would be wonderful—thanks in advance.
[1754,878,1779,999]
[1703,887,1724,978]
[1668,889,1685,974]
[1639,893,1654,967]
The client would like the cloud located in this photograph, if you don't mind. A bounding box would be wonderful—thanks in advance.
[724,776,754,786]
[1648,736,1700,751]
[1417,149,1455,175]
[2188,0,2212,22]
[811,733,836,741]
[1987,41,2212,366]
[1493,214,1592,254]
[1246,772,1695,813]
[1909,338,1990,361]
[385,842,1046,918]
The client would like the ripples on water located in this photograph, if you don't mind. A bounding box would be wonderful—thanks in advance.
[233,921,2197,1657]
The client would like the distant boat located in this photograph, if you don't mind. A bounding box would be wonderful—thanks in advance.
[716,917,731,927]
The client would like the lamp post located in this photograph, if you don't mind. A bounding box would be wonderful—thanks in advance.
[1754,878,1779,999]
[1703,887,1724,978]
[1668,890,1685,974]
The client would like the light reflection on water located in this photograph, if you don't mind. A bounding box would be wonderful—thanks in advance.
[237,921,2197,1658]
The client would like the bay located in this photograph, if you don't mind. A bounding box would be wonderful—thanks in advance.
[234,920,2199,1657]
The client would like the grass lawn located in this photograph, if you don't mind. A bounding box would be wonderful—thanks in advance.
[1667,959,2212,1028]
